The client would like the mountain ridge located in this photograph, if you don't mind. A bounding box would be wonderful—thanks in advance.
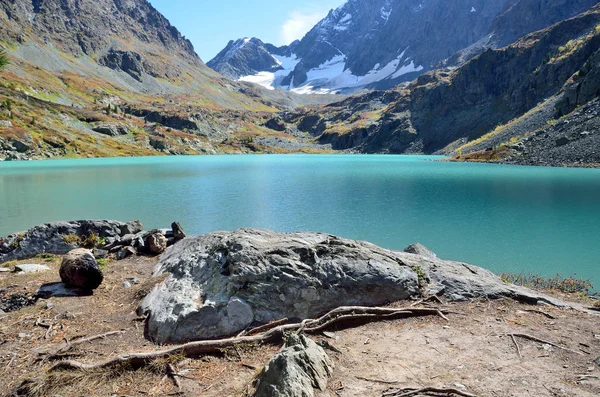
[209,0,600,95]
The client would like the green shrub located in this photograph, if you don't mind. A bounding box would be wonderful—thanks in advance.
[501,272,593,294]
[0,49,8,72]
[62,234,82,246]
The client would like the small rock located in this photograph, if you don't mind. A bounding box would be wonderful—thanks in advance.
[120,234,135,246]
[146,233,167,254]
[254,334,334,397]
[109,245,123,254]
[171,222,186,239]
[0,120,13,129]
[122,281,132,289]
[134,236,145,249]
[18,333,29,339]
[126,277,140,285]
[10,138,31,153]
[14,264,51,274]
[92,249,108,259]
[120,220,144,235]
[117,246,136,260]
[60,249,104,290]
[45,302,54,310]
[404,243,437,259]
[0,267,11,273]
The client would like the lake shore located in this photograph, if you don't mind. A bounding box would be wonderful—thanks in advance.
[1,222,599,397]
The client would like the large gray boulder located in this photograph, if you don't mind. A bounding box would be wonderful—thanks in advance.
[139,229,420,344]
[254,334,334,397]
[0,220,143,264]
[139,229,568,344]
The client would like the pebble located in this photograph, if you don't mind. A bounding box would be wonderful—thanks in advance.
[122,281,132,289]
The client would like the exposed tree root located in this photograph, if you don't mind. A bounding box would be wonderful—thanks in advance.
[383,386,478,397]
[49,306,450,372]
[39,330,125,361]
[509,333,583,356]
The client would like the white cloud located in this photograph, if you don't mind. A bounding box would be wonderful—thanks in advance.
[281,10,328,44]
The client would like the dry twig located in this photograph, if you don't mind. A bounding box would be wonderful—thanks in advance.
[510,334,522,358]
[40,330,125,361]
[509,333,583,355]
[523,309,556,319]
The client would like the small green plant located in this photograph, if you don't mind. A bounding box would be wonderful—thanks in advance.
[2,99,12,112]
[83,232,102,248]
[2,260,16,268]
[62,234,82,246]
[413,265,427,288]
[501,272,593,294]
[36,253,57,262]
[97,258,108,267]
[10,233,24,248]
[0,48,8,72]
[30,116,36,125]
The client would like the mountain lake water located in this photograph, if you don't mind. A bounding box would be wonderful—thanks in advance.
[1,154,599,287]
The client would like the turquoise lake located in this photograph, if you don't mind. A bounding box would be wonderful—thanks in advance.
[1,155,599,285]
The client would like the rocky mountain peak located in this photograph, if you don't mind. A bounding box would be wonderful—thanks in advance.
[209,0,511,94]
[0,0,200,78]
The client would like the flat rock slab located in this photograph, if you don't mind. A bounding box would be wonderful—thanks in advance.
[140,229,569,345]
[14,264,51,273]
[37,282,90,298]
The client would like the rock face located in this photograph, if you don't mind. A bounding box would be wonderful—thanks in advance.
[59,249,104,290]
[254,334,334,397]
[207,37,297,80]
[0,220,143,264]
[91,123,129,137]
[0,0,198,77]
[139,229,564,344]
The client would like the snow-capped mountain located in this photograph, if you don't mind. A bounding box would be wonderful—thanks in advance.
[208,0,508,94]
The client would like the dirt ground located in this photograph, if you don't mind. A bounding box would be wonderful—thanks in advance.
[1,254,599,397]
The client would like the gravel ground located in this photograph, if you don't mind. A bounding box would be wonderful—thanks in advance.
[462,96,562,154]
[502,98,600,167]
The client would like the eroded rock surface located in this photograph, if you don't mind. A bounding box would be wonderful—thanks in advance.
[140,229,569,344]
[139,229,420,343]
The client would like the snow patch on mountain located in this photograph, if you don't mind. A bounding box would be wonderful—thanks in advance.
[279,51,423,94]
[239,54,300,90]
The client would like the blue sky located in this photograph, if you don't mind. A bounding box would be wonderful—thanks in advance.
[149,0,345,62]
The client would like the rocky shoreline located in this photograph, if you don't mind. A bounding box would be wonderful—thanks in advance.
[1,220,599,397]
